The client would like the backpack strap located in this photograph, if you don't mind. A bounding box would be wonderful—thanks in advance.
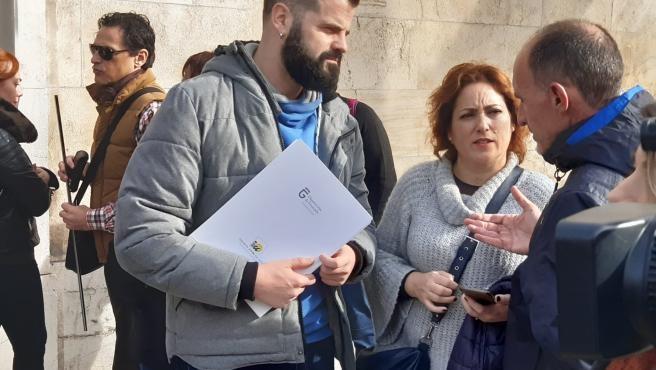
[346,98,359,117]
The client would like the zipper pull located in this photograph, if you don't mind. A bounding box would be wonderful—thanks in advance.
[553,168,566,193]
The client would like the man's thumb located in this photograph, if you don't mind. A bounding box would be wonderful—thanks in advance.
[290,257,315,270]
[511,186,534,211]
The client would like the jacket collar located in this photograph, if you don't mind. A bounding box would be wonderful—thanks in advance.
[543,87,654,177]
[434,154,520,225]
[86,69,156,107]
[0,98,38,143]
[231,41,285,119]
[227,41,356,161]
[316,97,355,165]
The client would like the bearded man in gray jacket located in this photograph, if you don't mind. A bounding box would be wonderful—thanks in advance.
[114,1,374,370]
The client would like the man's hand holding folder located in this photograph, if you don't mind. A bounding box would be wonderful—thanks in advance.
[252,243,359,308]
[189,141,373,316]
[254,257,316,308]
[319,244,358,286]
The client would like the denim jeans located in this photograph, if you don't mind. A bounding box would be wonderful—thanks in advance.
[341,282,376,352]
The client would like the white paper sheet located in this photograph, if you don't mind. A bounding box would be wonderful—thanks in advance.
[189,140,373,316]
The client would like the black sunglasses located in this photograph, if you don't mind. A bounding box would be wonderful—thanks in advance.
[89,44,130,61]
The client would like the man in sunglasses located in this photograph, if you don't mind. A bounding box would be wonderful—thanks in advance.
[114,1,375,370]
[57,11,168,370]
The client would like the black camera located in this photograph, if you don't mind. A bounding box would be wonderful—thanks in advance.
[67,150,88,192]
[555,109,656,361]
[641,116,656,152]
[556,203,656,360]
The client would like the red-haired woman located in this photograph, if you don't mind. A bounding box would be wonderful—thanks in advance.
[0,48,58,370]
[364,63,553,369]
[181,51,213,80]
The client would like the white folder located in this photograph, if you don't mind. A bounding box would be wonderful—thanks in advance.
[189,140,373,316]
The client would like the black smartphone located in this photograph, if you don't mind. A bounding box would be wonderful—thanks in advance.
[459,286,496,306]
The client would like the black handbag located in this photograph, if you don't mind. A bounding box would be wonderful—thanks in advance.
[356,166,524,370]
[65,229,100,274]
[65,86,163,274]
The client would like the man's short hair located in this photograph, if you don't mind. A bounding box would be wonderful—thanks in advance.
[98,12,156,70]
[528,19,624,108]
[263,0,360,16]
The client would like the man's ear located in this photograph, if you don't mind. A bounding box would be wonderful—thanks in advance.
[135,49,149,69]
[270,2,294,37]
[549,83,569,113]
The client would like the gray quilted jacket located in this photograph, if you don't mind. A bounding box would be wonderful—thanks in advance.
[114,41,376,370]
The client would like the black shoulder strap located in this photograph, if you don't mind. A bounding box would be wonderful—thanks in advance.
[448,165,524,282]
[429,166,524,326]
[73,86,163,205]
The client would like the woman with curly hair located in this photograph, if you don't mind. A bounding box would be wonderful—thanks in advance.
[364,63,553,369]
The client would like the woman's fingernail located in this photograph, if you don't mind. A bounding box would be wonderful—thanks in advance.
[495,295,501,303]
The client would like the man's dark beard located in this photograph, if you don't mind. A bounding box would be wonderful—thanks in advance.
[282,22,342,94]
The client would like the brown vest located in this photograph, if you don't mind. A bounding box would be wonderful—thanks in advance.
[89,69,165,262]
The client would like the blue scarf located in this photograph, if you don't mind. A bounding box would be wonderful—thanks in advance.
[277,94,322,152]
[275,92,331,344]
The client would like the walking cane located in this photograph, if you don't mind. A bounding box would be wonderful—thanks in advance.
[54,95,88,331]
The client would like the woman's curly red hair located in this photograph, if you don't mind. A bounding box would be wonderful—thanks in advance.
[427,62,529,163]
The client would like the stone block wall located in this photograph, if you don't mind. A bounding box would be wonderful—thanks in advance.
[345,0,656,175]
[1,0,655,368]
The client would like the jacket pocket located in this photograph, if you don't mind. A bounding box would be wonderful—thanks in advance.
[172,298,288,356]
[329,129,357,183]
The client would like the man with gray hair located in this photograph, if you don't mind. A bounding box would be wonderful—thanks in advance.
[114,1,374,370]
[465,19,655,369]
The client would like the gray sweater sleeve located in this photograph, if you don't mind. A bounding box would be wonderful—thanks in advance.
[365,166,422,338]
[114,85,248,310]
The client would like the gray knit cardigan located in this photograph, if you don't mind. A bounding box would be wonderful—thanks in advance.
[365,155,553,370]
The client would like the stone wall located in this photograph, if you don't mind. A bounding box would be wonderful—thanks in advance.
[1,0,655,368]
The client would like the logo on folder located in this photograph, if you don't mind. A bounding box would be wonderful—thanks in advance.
[298,187,311,199]
[250,240,265,253]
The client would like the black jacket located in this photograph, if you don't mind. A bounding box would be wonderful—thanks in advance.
[339,96,397,224]
[0,99,57,263]
[503,89,654,370]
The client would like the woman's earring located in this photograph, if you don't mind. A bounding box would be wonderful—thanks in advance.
[279,32,284,39]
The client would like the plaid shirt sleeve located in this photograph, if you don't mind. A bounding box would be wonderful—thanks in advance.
[86,202,116,233]
[134,100,163,142]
